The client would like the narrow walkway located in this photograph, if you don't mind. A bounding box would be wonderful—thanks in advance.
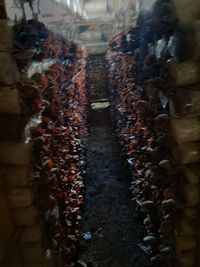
[77,107,152,267]
[77,56,152,267]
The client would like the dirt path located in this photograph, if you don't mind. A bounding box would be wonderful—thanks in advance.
[87,55,109,102]
[77,106,153,267]
[76,55,153,267]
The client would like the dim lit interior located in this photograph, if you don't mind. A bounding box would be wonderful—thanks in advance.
[0,0,200,266]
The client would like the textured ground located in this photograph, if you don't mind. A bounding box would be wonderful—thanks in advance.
[77,107,153,267]
[76,55,153,267]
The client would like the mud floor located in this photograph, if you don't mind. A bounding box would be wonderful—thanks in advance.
[76,56,153,267]
[87,55,109,102]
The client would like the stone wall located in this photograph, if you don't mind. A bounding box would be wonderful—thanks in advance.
[169,1,200,266]
[0,2,50,266]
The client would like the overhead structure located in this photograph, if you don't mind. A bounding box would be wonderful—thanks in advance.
[4,0,139,53]
[53,0,139,49]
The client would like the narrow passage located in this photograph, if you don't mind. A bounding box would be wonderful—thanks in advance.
[77,56,152,267]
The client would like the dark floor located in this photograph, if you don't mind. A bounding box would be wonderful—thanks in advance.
[77,107,152,267]
[86,55,109,102]
[76,55,153,267]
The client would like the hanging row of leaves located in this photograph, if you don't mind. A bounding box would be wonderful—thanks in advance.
[107,0,193,266]
[32,62,88,266]
[107,50,180,266]
[13,19,80,116]
[13,19,77,70]
[13,20,89,266]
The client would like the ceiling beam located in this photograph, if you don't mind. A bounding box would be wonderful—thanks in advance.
[72,19,116,27]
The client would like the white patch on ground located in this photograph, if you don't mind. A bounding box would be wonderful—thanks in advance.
[91,102,110,110]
